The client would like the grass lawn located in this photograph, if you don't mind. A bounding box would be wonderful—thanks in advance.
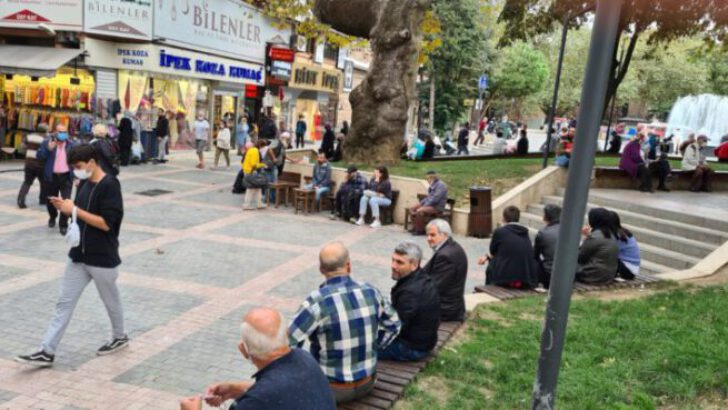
[350,157,728,207]
[396,285,728,410]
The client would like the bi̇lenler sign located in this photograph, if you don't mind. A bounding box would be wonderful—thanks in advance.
[153,0,291,64]
[85,0,153,40]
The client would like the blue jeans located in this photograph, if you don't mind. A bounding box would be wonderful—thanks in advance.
[378,338,429,362]
[359,195,392,219]
[264,167,278,203]
[304,183,330,204]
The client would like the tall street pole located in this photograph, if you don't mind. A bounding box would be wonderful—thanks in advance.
[532,0,623,409]
[542,15,569,169]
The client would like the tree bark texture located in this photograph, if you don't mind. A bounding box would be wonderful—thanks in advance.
[315,0,432,165]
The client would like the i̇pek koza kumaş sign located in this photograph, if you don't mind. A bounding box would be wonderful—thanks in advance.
[153,0,291,64]
[84,38,265,86]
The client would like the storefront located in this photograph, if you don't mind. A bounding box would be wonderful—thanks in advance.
[84,38,266,150]
[285,59,342,142]
[0,45,92,152]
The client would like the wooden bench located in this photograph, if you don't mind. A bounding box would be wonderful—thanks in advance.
[474,273,661,301]
[593,166,728,191]
[302,176,337,213]
[404,194,456,232]
[337,321,463,410]
[269,171,301,208]
[364,190,400,225]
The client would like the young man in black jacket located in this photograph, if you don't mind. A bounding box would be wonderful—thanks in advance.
[17,144,128,367]
[378,242,440,362]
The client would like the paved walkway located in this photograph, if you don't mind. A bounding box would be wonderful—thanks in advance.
[0,152,488,410]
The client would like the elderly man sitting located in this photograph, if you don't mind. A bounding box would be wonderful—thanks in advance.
[379,242,440,361]
[422,219,468,322]
[180,307,335,410]
[682,134,714,192]
[289,242,401,403]
[408,170,448,235]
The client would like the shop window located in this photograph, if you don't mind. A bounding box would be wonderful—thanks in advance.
[324,42,339,62]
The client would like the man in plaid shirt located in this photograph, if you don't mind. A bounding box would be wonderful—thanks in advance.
[289,241,401,403]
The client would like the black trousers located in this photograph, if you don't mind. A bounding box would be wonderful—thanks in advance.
[636,164,653,191]
[18,166,47,205]
[295,133,304,148]
[649,160,671,189]
[119,144,132,166]
[617,260,636,280]
[46,173,72,227]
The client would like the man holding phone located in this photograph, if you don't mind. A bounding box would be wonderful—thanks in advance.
[37,124,76,235]
[16,144,128,367]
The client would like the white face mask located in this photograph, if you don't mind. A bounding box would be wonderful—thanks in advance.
[73,168,92,180]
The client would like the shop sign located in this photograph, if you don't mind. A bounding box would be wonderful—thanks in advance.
[153,0,291,64]
[0,0,82,31]
[84,0,153,40]
[85,38,265,86]
[290,61,342,94]
[343,60,354,93]
[269,47,295,62]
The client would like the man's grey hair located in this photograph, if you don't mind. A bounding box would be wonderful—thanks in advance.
[426,219,452,236]
[240,311,288,359]
[394,241,423,264]
[320,241,350,273]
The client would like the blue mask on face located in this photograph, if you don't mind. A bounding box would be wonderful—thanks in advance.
[56,132,68,141]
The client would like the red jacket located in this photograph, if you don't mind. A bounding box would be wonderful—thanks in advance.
[715,142,728,160]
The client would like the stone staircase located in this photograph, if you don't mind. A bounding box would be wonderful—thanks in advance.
[520,188,728,276]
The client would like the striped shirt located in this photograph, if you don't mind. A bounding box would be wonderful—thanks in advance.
[289,275,401,383]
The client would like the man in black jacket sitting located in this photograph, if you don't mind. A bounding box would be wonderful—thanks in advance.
[422,219,468,322]
[379,242,440,362]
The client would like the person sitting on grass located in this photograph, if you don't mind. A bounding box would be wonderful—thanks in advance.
[610,211,639,280]
[407,170,448,235]
[479,206,539,289]
[180,308,335,410]
[575,208,619,285]
[378,242,440,362]
[356,166,393,229]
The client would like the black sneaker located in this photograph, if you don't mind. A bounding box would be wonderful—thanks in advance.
[48,218,56,228]
[59,226,68,236]
[97,336,130,356]
[16,350,54,367]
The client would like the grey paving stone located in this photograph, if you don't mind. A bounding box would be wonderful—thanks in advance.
[0,388,17,404]
[219,214,353,247]
[0,282,203,371]
[0,265,31,283]
[120,177,197,197]
[123,201,222,230]
[182,188,245,208]
[160,170,235,185]
[113,309,258,397]
[0,210,36,227]
[120,238,300,287]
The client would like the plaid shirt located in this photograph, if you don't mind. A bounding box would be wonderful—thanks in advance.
[289,275,401,383]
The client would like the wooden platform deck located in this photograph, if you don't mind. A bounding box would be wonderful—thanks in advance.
[474,274,661,301]
[337,321,462,410]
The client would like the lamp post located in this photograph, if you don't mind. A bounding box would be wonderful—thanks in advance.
[542,15,570,169]
[532,0,623,408]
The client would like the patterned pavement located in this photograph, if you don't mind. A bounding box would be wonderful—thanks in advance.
[0,152,488,409]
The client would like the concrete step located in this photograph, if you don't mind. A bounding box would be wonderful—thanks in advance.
[524,205,716,259]
[555,188,728,233]
[522,225,679,275]
[542,196,728,246]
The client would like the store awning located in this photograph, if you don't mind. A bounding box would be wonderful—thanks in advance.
[0,46,86,78]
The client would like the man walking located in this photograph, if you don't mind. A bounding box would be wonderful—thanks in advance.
[37,124,76,235]
[17,124,48,209]
[457,122,470,155]
[16,144,128,367]
[295,115,307,148]
[154,109,170,163]
[194,113,210,169]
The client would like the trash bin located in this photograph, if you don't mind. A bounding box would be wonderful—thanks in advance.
[468,186,492,238]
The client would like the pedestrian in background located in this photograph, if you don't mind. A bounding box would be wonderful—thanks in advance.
[17,124,49,209]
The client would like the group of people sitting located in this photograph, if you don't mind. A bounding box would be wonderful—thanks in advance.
[179,220,468,409]
[483,204,640,290]
[619,132,716,193]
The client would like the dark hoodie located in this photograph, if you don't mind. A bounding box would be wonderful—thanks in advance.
[486,223,539,287]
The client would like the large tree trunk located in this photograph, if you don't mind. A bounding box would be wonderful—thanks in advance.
[315,0,432,165]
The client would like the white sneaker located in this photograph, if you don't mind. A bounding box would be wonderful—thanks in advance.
[355,218,364,226]
[370,220,382,229]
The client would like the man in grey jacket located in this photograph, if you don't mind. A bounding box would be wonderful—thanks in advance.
[408,171,448,234]
[534,204,561,289]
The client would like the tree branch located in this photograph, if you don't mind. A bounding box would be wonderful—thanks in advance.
[313,0,384,38]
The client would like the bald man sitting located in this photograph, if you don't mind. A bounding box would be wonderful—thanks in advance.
[180,308,335,410]
[289,241,401,403]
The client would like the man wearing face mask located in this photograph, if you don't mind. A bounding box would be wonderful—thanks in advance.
[37,124,77,235]
[17,144,128,367]
[682,134,714,192]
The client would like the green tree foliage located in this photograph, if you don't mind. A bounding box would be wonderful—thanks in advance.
[490,42,549,119]
[420,0,494,131]
[498,0,728,115]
